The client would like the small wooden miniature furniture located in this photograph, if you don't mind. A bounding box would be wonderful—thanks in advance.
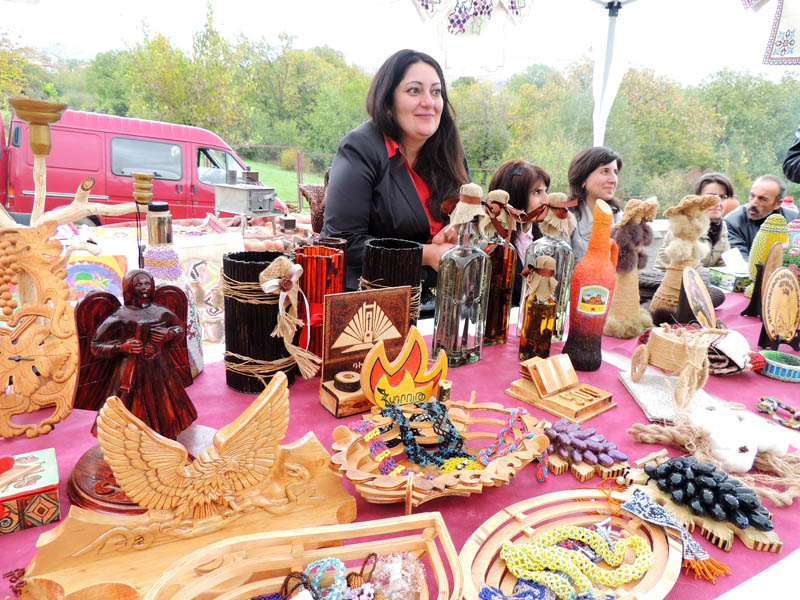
[505,354,615,423]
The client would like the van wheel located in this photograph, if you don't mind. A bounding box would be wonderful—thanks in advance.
[74,216,102,227]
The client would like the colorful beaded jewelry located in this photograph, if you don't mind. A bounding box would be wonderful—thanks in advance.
[500,525,653,600]
[348,421,422,477]
[304,558,347,600]
[381,401,475,468]
[478,408,539,465]
[757,396,800,429]
[439,456,485,472]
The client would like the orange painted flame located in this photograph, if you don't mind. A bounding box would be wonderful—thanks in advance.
[360,326,448,406]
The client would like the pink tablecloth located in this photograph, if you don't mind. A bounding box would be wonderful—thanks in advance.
[1,291,797,599]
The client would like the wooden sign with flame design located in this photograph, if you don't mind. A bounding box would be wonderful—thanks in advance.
[360,326,447,407]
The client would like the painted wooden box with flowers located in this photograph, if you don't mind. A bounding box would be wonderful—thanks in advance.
[0,448,60,535]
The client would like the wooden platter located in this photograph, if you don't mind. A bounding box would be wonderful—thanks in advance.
[331,399,549,514]
[761,267,800,343]
[682,266,716,328]
[459,488,683,600]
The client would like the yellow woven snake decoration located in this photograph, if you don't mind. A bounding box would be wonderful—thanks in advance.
[500,525,653,600]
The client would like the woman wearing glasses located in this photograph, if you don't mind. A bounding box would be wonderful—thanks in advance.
[653,172,733,271]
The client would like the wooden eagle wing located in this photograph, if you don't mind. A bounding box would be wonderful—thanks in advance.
[194,371,291,491]
[97,396,190,512]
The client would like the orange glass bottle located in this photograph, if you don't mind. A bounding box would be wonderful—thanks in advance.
[561,199,618,371]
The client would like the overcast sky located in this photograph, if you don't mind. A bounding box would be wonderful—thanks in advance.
[2,0,794,84]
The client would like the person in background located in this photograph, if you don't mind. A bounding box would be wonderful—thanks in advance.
[487,160,551,261]
[654,172,732,271]
[321,49,469,291]
[566,146,623,261]
[487,160,550,303]
[724,174,798,260]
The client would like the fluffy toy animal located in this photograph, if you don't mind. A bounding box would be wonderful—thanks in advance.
[650,194,719,319]
[604,197,659,338]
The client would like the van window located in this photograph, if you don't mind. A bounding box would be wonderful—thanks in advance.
[111,137,182,180]
[197,147,243,185]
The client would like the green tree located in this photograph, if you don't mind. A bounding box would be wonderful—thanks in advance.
[86,50,133,115]
[0,37,48,112]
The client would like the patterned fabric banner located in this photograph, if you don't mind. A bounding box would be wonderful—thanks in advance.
[763,0,800,64]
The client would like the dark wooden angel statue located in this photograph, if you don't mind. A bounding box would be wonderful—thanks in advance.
[74,269,196,440]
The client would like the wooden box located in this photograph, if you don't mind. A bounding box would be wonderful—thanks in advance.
[0,448,60,535]
[505,354,615,423]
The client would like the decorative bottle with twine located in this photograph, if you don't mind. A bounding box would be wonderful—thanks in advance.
[518,255,558,360]
[561,199,618,371]
[432,184,491,367]
[479,189,519,345]
[523,192,577,342]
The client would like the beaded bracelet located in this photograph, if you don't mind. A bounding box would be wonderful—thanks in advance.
[304,558,347,600]
[348,420,417,477]
[757,396,800,429]
[478,408,539,465]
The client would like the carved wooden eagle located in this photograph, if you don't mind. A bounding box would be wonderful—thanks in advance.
[96,371,290,520]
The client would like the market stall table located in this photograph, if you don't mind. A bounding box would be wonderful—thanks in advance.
[1,291,798,599]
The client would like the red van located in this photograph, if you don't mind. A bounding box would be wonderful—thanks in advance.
[1,110,248,223]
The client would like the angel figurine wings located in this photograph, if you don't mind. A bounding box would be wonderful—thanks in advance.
[74,269,196,440]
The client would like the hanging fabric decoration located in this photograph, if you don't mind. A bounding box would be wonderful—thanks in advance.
[410,0,447,20]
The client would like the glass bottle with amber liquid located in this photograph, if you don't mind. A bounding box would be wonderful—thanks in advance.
[432,216,491,366]
[483,232,517,345]
[518,255,557,360]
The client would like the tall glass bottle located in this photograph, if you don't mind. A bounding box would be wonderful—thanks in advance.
[483,233,517,345]
[432,217,491,367]
[524,224,574,342]
[519,255,557,360]
[561,200,618,371]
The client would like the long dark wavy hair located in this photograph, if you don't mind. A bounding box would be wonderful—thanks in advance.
[567,146,623,219]
[366,49,468,223]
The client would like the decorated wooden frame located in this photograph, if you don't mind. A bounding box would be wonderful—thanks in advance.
[319,287,411,417]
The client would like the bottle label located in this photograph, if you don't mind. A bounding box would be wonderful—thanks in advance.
[577,285,609,314]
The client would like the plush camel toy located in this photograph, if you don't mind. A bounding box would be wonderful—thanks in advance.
[604,197,659,338]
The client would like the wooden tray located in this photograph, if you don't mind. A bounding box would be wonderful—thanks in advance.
[144,512,461,600]
[459,489,683,600]
[505,378,615,423]
[331,399,549,514]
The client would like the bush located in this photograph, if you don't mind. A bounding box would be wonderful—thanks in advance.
[278,148,297,171]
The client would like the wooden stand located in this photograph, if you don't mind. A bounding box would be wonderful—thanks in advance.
[547,452,629,483]
[741,263,765,318]
[505,355,615,423]
[459,488,683,600]
[23,373,357,598]
[67,445,146,515]
[319,377,371,417]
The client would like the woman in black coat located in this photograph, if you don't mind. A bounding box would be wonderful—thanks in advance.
[321,49,469,290]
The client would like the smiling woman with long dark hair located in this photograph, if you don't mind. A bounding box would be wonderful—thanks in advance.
[322,49,469,290]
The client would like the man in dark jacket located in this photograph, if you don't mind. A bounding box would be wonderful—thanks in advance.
[783,125,800,183]
[724,175,797,260]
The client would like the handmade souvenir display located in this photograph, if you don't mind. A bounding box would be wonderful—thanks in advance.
[650,195,719,318]
[481,190,520,345]
[744,214,788,298]
[618,370,718,425]
[295,244,344,357]
[604,197,658,339]
[757,266,800,351]
[319,287,411,417]
[783,218,800,281]
[459,488,682,600]
[433,216,490,367]
[0,448,60,535]
[360,238,423,325]
[561,199,618,371]
[758,396,800,429]
[625,457,782,553]
[518,255,558,360]
[73,269,195,439]
[315,234,347,266]
[223,251,300,392]
[22,372,358,599]
[505,354,615,423]
[523,192,576,342]
[332,358,549,513]
[543,418,628,483]
[449,182,485,227]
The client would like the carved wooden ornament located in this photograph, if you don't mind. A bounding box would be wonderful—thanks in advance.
[22,371,357,597]
[762,266,800,343]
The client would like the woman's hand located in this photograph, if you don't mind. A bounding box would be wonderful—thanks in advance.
[422,242,455,270]
[431,225,457,245]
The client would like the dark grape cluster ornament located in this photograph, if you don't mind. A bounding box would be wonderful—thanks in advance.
[544,418,627,467]
[644,457,774,531]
